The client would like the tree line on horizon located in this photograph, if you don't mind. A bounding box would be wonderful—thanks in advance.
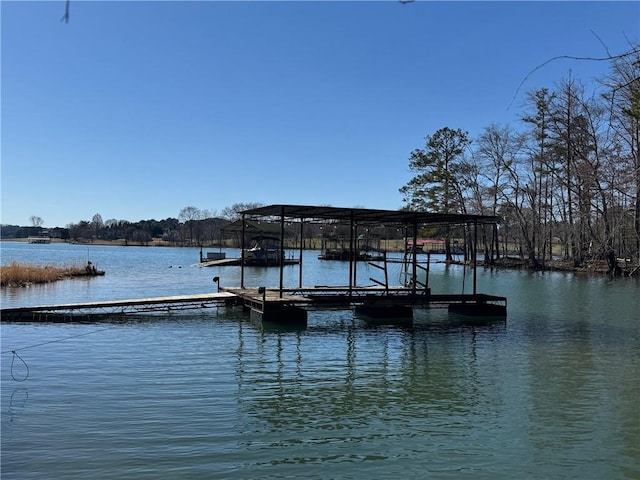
[4,46,638,272]
[1,203,265,246]
[4,202,411,250]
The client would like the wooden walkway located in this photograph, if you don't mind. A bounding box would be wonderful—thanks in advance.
[0,287,506,323]
[0,292,239,322]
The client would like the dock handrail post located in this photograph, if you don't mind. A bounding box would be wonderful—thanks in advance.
[384,251,388,290]
[412,215,418,295]
[426,251,430,293]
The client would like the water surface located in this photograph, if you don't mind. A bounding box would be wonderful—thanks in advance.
[2,242,639,479]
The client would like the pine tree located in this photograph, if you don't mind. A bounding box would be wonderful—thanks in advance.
[400,127,470,261]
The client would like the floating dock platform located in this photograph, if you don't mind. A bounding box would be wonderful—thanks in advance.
[197,258,299,267]
[0,292,240,322]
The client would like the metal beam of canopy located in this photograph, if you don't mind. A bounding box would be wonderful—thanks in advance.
[240,204,499,226]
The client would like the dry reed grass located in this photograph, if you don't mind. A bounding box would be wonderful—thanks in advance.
[0,261,92,287]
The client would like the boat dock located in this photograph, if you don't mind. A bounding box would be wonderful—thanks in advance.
[225,204,507,324]
[224,286,506,322]
[0,287,506,323]
[197,258,299,267]
[2,204,508,325]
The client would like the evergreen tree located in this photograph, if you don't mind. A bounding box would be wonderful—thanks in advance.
[399,127,471,214]
[400,127,471,261]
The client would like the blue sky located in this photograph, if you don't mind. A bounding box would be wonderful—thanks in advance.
[2,1,638,228]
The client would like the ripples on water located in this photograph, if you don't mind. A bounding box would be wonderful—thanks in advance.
[1,243,639,479]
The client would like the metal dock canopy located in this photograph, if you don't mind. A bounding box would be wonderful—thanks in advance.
[239,204,500,226]
[235,204,503,305]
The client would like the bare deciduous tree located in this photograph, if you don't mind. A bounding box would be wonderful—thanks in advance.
[30,216,44,228]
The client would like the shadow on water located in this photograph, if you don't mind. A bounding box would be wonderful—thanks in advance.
[7,388,29,425]
[253,320,308,333]
[231,302,518,475]
[412,307,508,333]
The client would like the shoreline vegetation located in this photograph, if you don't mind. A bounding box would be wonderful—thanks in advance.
[0,261,104,287]
[2,238,637,288]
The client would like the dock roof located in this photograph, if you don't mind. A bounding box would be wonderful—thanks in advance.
[240,204,500,226]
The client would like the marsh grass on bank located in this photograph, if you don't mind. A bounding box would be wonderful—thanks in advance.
[0,261,102,287]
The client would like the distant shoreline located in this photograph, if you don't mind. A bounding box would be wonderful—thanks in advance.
[2,238,636,277]
[0,238,186,247]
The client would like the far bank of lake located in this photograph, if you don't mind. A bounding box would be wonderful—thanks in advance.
[3,237,635,277]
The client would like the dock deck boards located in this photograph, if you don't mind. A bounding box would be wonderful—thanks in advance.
[0,292,239,321]
[221,286,506,310]
[197,258,300,267]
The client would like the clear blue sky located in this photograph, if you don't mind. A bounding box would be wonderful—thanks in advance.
[2,1,638,228]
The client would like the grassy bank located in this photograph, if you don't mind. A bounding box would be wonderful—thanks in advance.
[0,261,102,287]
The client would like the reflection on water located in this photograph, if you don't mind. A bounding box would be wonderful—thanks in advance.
[1,242,639,479]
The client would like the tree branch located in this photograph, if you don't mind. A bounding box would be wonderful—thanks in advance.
[509,47,640,110]
[61,0,70,23]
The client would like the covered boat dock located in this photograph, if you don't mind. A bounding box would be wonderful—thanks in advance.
[225,204,507,325]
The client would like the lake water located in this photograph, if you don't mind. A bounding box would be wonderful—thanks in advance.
[1,241,639,479]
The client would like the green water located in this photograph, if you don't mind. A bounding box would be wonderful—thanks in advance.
[1,243,639,479]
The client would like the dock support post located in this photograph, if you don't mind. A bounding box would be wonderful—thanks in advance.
[279,206,285,298]
[241,214,246,289]
[473,220,478,295]
[353,223,358,287]
[348,212,355,297]
[298,219,304,288]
